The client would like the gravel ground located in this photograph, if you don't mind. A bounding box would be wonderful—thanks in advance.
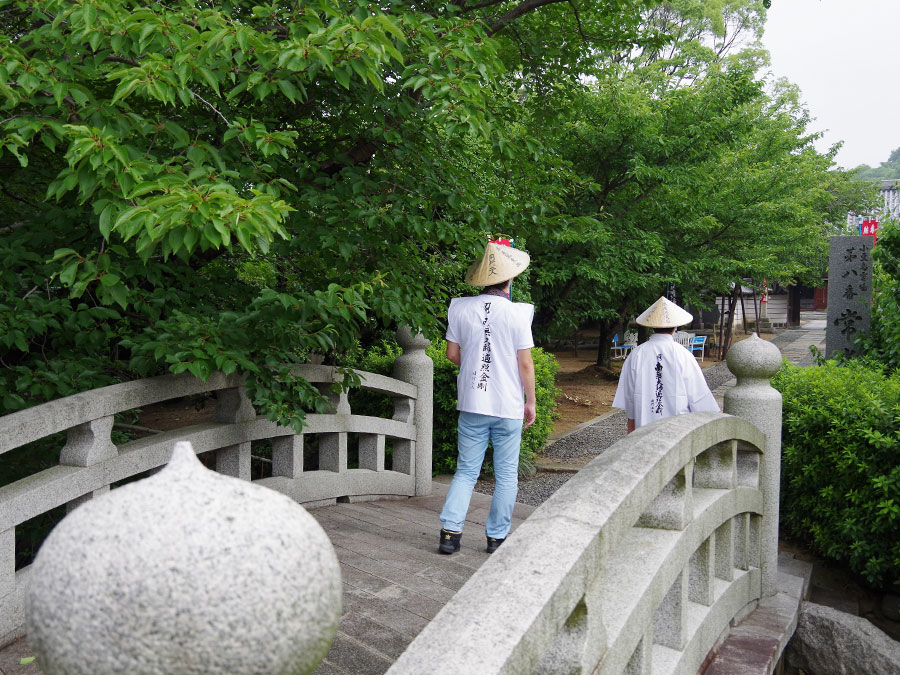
[474,473,574,507]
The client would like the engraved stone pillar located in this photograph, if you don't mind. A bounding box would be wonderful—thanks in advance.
[826,236,873,359]
[25,441,341,675]
[724,333,783,596]
[393,327,433,496]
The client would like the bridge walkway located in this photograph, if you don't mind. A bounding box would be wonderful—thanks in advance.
[309,484,535,675]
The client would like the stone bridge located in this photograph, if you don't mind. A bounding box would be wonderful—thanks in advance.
[0,328,813,674]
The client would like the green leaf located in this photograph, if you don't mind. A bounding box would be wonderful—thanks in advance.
[334,67,351,90]
[164,121,191,148]
[59,262,78,286]
[197,67,221,96]
[277,79,299,103]
[98,204,114,239]
[50,248,79,261]
[108,283,129,309]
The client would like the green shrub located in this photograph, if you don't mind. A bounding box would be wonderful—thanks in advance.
[345,338,403,421]
[858,219,900,369]
[773,360,900,590]
[346,336,559,477]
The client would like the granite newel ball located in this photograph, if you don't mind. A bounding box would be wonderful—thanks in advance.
[25,441,342,675]
[725,332,783,380]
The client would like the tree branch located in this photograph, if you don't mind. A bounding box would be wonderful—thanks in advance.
[457,0,509,14]
[2,186,38,208]
[105,55,141,67]
[487,0,568,35]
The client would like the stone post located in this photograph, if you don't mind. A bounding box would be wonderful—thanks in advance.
[0,527,16,646]
[393,327,433,497]
[60,416,118,511]
[724,334,783,597]
[213,386,256,480]
[25,441,341,675]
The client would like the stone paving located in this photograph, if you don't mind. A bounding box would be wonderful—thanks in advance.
[0,315,829,675]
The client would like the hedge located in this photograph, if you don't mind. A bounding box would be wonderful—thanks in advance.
[773,359,900,590]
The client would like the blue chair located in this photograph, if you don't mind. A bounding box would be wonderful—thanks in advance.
[611,334,627,360]
[690,335,707,362]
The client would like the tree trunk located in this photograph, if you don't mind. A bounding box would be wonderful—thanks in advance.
[787,284,801,326]
[595,319,615,368]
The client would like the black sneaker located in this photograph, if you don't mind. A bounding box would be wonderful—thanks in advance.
[438,529,461,554]
[485,536,505,554]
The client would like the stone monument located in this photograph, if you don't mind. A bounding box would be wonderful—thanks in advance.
[826,236,873,359]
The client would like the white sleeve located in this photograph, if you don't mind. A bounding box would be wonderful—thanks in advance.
[446,299,460,344]
[612,356,636,418]
[514,303,535,350]
[686,359,719,412]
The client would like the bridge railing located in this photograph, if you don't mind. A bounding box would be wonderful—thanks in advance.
[390,334,783,675]
[0,327,432,647]
[389,413,766,674]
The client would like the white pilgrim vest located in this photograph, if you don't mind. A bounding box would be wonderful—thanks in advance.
[612,333,719,429]
[446,295,534,420]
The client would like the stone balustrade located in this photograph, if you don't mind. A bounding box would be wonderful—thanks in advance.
[0,328,432,647]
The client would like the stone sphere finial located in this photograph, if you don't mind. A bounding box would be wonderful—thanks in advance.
[726,333,783,380]
[26,441,341,675]
[396,326,429,351]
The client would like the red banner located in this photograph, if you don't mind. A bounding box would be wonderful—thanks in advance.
[862,219,879,245]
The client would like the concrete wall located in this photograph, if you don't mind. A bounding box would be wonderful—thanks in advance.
[715,295,789,328]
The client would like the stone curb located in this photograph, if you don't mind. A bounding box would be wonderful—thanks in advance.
[702,553,813,675]
[545,408,624,446]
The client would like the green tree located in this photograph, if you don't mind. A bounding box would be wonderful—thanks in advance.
[0,0,658,422]
[854,147,900,182]
[520,66,872,365]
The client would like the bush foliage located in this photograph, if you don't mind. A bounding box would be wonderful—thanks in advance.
[347,336,558,477]
[773,360,900,590]
[858,219,900,370]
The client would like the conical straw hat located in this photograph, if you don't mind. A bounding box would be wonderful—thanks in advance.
[465,242,530,286]
[635,297,693,328]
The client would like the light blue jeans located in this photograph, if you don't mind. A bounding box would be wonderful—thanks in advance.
[439,411,522,539]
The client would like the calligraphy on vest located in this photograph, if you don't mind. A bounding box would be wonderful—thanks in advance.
[476,301,493,391]
[652,354,664,415]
